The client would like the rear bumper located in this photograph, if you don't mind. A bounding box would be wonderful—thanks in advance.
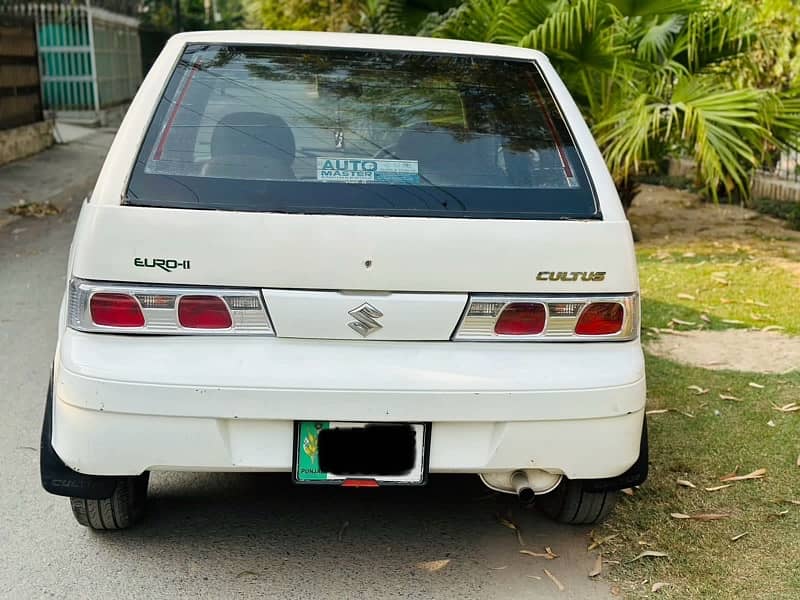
[52,329,646,478]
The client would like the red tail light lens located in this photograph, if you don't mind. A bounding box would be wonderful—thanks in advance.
[575,302,624,335]
[494,303,546,335]
[90,293,145,327]
[178,295,232,329]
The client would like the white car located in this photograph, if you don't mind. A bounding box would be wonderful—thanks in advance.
[41,31,647,530]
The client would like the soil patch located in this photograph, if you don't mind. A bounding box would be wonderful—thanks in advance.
[646,329,800,373]
[628,184,800,246]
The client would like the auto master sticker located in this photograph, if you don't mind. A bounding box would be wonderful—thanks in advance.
[316,157,419,184]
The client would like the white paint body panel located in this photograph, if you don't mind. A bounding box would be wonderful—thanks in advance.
[52,31,645,488]
[262,289,467,340]
[53,330,645,477]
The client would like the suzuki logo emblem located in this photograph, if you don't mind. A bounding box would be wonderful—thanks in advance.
[348,302,383,337]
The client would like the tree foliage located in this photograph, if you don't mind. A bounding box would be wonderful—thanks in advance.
[429,0,800,207]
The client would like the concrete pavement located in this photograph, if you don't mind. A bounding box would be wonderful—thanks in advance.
[0,139,613,599]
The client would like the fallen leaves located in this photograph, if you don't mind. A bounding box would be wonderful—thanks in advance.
[748,382,765,389]
[497,514,524,546]
[772,402,800,413]
[587,532,618,551]
[543,569,565,591]
[720,468,766,482]
[651,582,670,593]
[628,550,669,563]
[676,479,697,489]
[7,200,62,218]
[416,559,450,572]
[670,512,729,521]
[677,293,696,301]
[519,547,558,560]
[588,554,602,578]
[718,393,742,402]
[688,385,710,395]
[704,484,732,492]
[730,532,749,542]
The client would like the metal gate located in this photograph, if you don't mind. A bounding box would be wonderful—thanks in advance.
[1,0,140,115]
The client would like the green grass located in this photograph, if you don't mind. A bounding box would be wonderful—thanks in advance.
[600,358,800,599]
[597,240,800,598]
[638,246,800,334]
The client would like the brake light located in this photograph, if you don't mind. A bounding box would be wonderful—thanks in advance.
[90,293,145,327]
[454,294,638,341]
[494,303,546,335]
[68,279,274,335]
[575,302,624,335]
[178,295,232,329]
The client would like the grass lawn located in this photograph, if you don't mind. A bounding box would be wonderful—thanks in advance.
[596,201,800,598]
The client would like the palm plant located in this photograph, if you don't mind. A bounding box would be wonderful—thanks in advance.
[429,0,800,209]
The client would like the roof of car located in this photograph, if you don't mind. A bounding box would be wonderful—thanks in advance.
[167,30,548,62]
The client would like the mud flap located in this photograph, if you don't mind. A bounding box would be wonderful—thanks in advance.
[40,373,119,499]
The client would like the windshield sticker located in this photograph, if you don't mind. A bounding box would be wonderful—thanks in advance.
[316,158,419,185]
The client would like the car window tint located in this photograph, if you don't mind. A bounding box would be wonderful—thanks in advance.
[127,44,599,219]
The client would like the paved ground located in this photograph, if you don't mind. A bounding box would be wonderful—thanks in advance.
[0,142,612,599]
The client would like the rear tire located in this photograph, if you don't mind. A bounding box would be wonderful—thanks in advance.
[70,473,149,530]
[537,478,617,525]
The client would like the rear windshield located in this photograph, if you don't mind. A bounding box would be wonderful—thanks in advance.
[126,44,599,219]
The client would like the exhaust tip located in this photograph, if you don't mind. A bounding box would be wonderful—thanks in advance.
[517,486,535,504]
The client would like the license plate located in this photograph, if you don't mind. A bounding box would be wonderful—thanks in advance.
[294,422,428,485]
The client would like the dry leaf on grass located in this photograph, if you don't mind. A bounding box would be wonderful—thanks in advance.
[671,512,729,521]
[651,582,669,593]
[628,551,668,563]
[774,509,789,517]
[588,554,602,578]
[722,319,744,325]
[670,318,696,327]
[676,479,697,489]
[767,420,776,427]
[762,325,785,332]
[646,409,670,415]
[688,385,710,395]
[797,454,800,468]
[621,488,635,496]
[772,403,800,413]
[587,533,618,551]
[730,532,749,542]
[705,484,732,492]
[748,382,765,389]
[785,499,800,505]
[720,468,766,482]
[520,547,558,560]
[543,569,565,591]
[718,393,742,402]
[700,314,711,323]
[417,559,451,572]
[677,293,696,301]
[526,575,542,580]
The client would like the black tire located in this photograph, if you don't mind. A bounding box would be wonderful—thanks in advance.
[70,473,149,530]
[537,478,617,525]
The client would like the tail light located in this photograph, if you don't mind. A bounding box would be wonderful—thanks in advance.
[89,293,145,328]
[494,303,546,335]
[68,279,273,335]
[454,294,638,341]
[178,296,232,329]
[575,302,624,336]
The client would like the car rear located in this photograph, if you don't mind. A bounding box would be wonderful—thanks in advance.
[42,31,646,529]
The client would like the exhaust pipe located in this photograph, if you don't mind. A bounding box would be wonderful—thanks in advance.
[511,471,536,504]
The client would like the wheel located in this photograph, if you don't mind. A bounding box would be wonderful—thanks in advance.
[537,478,617,525]
[69,473,149,530]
